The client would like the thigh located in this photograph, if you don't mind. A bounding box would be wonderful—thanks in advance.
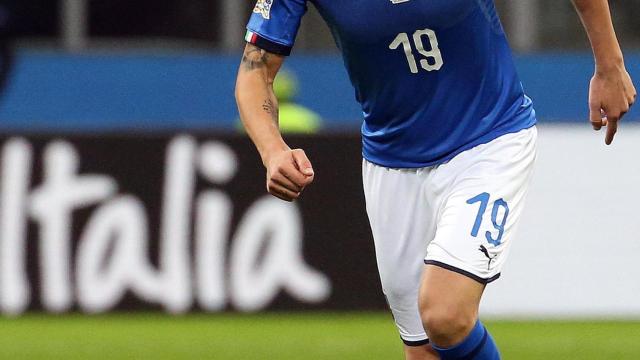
[419,264,485,346]
[425,127,537,283]
[362,160,436,344]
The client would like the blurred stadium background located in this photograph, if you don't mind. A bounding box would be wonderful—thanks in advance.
[0,0,639,359]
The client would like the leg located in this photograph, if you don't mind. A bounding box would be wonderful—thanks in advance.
[416,129,538,358]
[361,160,437,357]
[419,265,500,359]
[419,265,484,347]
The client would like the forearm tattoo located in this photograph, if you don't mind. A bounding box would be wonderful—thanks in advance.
[240,45,278,124]
[262,98,279,124]
[242,45,270,71]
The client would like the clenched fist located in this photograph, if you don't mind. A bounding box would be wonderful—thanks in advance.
[264,148,314,202]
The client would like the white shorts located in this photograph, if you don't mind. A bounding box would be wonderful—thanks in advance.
[362,127,537,345]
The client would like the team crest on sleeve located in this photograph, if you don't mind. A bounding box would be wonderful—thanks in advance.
[253,0,273,20]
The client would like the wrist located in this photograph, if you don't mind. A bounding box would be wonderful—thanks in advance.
[260,141,290,167]
[595,54,624,75]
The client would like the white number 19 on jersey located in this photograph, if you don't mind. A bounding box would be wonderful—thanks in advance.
[389,28,444,74]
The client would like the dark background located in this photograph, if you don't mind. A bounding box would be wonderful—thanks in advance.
[3,0,640,49]
[12,133,386,312]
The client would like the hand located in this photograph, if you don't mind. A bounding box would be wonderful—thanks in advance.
[264,148,314,202]
[589,65,636,145]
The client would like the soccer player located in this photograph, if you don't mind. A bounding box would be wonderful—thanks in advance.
[235,0,636,359]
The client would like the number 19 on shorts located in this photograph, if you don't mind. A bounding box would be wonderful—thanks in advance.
[389,28,444,74]
[466,192,510,246]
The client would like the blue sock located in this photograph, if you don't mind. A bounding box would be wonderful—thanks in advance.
[432,320,500,360]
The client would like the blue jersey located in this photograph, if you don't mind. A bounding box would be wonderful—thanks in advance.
[246,0,536,168]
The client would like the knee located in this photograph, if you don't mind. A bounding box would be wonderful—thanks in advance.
[420,302,476,346]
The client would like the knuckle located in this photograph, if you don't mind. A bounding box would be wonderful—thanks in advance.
[294,149,307,158]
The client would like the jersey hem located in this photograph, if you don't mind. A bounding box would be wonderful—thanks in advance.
[424,260,501,284]
[245,28,293,56]
[362,123,536,169]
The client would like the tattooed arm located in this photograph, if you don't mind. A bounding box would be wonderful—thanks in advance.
[235,43,314,202]
[236,44,284,155]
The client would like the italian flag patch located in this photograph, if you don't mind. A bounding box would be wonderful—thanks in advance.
[245,30,258,44]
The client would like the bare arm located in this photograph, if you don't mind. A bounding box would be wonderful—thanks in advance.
[235,43,314,201]
[572,0,636,144]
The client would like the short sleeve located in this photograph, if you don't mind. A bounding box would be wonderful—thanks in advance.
[245,0,308,56]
